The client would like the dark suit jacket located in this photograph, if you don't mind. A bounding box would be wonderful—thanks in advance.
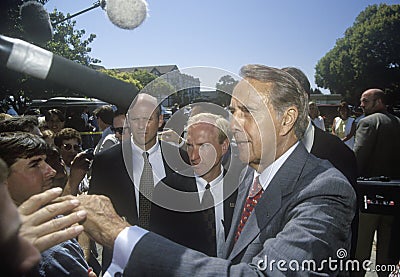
[124,143,357,276]
[151,168,239,256]
[311,124,358,185]
[311,125,359,258]
[89,140,206,270]
[354,111,400,178]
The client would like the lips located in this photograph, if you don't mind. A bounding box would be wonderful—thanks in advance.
[42,179,54,191]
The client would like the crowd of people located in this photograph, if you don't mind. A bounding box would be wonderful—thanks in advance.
[1,64,400,277]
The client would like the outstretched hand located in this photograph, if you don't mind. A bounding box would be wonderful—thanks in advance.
[75,194,130,249]
[18,187,87,252]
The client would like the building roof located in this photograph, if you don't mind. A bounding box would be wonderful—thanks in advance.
[114,65,179,76]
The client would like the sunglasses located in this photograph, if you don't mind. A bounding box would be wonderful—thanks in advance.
[111,127,128,134]
[62,143,82,151]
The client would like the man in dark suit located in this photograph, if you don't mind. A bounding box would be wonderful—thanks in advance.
[282,67,359,258]
[353,88,400,276]
[281,67,358,186]
[79,65,356,276]
[88,93,208,271]
[150,112,241,257]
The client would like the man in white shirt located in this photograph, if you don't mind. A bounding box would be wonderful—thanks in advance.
[184,112,238,257]
[78,65,356,276]
[88,93,206,272]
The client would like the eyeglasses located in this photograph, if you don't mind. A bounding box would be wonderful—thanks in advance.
[111,127,128,134]
[62,143,82,151]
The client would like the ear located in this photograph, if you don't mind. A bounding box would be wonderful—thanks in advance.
[158,114,164,128]
[279,107,298,136]
[221,139,229,155]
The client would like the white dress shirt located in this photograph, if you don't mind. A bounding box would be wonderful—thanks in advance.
[195,167,225,257]
[301,119,314,153]
[131,137,166,217]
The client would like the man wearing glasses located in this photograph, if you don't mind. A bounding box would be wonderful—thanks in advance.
[109,108,128,143]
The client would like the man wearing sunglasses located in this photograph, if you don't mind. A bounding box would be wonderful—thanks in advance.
[109,108,128,143]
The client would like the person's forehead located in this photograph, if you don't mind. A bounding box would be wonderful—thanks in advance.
[362,90,375,99]
[233,79,268,103]
[13,154,45,166]
[188,122,217,135]
[128,104,157,116]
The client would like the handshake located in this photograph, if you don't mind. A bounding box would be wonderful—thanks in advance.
[20,188,128,253]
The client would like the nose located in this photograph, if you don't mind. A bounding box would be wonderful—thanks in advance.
[43,162,57,178]
[137,118,149,129]
[189,146,200,164]
[230,112,244,135]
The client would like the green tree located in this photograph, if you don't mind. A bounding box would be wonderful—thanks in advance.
[0,1,101,112]
[129,70,158,88]
[48,9,100,66]
[216,75,239,106]
[315,4,400,104]
[100,69,175,102]
[100,69,142,89]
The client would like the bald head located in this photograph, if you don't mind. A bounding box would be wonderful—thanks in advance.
[127,93,163,150]
[360,88,386,115]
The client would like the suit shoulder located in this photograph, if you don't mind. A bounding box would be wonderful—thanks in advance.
[303,154,354,194]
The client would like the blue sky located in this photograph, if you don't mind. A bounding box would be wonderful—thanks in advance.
[46,0,400,93]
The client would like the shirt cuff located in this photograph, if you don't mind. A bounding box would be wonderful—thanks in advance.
[103,226,149,277]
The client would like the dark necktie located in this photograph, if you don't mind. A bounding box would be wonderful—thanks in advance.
[234,176,263,243]
[138,152,153,229]
[202,183,216,256]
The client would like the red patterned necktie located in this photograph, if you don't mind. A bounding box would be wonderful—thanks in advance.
[234,176,263,242]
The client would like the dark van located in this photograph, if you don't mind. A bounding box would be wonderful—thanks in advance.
[24,97,111,149]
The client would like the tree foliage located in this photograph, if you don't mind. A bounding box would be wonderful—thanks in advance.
[315,4,400,104]
[0,0,101,113]
[48,9,100,66]
[100,69,175,100]
[216,75,239,106]
[100,69,143,89]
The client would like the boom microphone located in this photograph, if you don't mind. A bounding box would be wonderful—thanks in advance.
[0,35,138,111]
[20,1,53,45]
[51,0,148,31]
[103,0,148,30]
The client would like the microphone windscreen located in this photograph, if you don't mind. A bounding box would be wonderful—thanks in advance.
[105,0,148,30]
[20,1,53,46]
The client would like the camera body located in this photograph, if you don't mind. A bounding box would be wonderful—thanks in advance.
[83,148,95,160]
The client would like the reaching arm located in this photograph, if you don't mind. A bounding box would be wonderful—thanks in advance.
[18,188,87,252]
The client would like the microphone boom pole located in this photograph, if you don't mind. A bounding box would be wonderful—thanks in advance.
[0,34,138,111]
[52,1,105,26]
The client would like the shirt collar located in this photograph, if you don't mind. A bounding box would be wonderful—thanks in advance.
[195,165,224,191]
[131,137,160,156]
[258,142,299,191]
[301,119,314,153]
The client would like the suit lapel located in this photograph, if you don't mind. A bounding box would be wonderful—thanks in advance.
[226,144,310,261]
[222,172,239,239]
[222,166,253,258]
[227,172,282,260]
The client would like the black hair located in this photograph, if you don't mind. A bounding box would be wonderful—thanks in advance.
[0,132,48,168]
